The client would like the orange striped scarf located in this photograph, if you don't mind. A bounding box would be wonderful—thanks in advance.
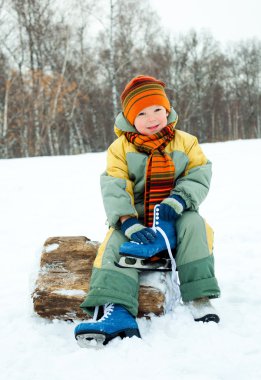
[125,124,175,227]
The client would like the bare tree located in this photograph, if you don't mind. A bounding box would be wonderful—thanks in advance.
[0,0,261,158]
[230,40,261,139]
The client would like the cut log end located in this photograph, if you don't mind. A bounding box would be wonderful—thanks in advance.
[32,236,167,320]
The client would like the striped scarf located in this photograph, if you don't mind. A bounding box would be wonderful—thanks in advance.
[125,124,175,227]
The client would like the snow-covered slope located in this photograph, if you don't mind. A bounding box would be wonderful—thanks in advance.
[1,139,261,380]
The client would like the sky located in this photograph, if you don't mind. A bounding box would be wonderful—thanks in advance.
[49,0,260,48]
[150,0,261,44]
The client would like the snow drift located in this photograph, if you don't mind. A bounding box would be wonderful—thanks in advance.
[0,139,261,380]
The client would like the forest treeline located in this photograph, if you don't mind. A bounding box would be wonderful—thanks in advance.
[0,0,261,158]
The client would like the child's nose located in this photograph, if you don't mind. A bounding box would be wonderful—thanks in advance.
[147,114,155,121]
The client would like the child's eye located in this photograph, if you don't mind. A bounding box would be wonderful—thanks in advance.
[155,108,162,112]
[137,112,145,117]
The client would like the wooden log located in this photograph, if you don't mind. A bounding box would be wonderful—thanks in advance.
[32,236,167,320]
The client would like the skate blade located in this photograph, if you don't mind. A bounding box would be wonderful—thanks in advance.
[76,333,106,348]
[117,256,171,271]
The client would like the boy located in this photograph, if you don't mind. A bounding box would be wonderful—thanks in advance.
[74,75,220,347]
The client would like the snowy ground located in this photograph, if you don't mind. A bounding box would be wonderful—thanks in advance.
[1,139,261,380]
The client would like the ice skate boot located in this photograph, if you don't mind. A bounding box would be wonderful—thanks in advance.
[74,303,141,348]
[118,204,176,270]
[187,297,220,323]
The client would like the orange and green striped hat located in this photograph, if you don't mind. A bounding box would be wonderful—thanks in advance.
[120,75,171,125]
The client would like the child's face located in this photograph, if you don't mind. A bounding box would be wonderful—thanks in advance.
[134,105,169,135]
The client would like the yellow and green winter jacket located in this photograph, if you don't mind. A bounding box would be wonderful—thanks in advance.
[101,108,211,228]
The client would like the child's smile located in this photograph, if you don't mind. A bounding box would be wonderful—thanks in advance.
[147,124,161,132]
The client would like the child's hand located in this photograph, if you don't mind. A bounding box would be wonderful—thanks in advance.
[121,217,156,244]
[159,195,186,221]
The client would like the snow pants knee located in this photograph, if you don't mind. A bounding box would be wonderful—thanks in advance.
[80,211,220,317]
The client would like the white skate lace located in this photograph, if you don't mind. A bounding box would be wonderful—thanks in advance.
[91,303,114,322]
[153,205,181,310]
[100,303,114,321]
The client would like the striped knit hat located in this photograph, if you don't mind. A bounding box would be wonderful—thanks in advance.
[120,75,171,125]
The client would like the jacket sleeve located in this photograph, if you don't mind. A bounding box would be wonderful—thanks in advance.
[100,138,138,228]
[172,136,212,210]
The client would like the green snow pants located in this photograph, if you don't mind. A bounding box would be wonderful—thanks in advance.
[80,211,220,317]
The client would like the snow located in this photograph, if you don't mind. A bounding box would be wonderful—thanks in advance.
[52,290,87,297]
[1,139,261,380]
[44,243,60,253]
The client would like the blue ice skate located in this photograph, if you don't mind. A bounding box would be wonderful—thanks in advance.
[118,205,176,270]
[74,304,141,347]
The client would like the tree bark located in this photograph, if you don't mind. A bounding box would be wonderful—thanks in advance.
[32,236,168,320]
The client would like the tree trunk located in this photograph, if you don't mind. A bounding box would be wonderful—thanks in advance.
[32,236,169,320]
[108,0,118,117]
